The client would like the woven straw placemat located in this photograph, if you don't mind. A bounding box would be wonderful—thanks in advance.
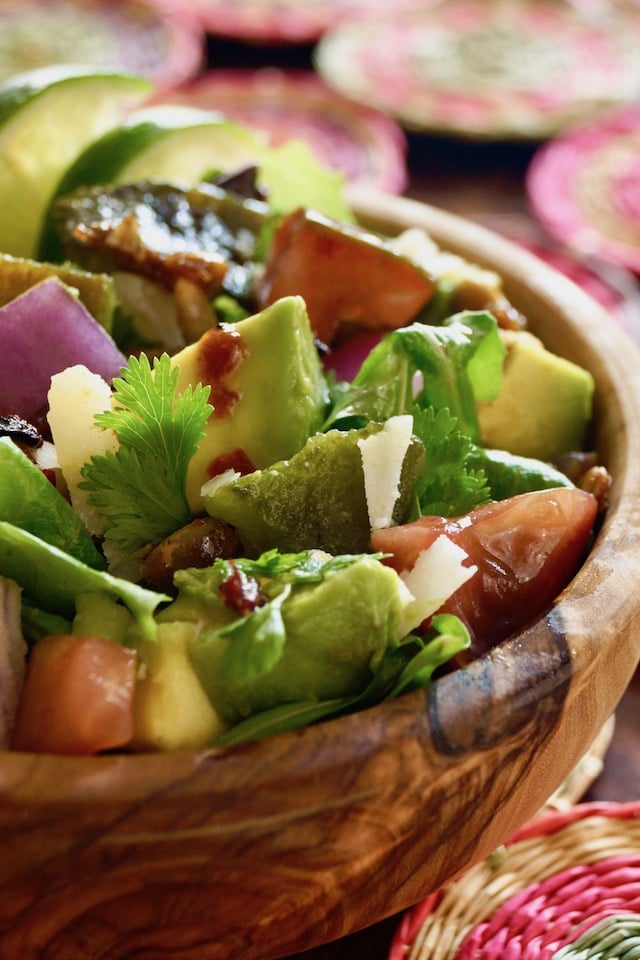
[390,719,627,960]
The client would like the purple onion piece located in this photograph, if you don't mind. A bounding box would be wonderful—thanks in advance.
[0,277,126,422]
[323,330,383,382]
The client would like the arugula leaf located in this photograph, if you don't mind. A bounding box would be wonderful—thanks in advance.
[323,330,414,430]
[80,353,212,554]
[325,311,505,441]
[213,613,470,746]
[383,614,470,700]
[209,584,291,686]
[411,406,491,518]
[0,522,167,640]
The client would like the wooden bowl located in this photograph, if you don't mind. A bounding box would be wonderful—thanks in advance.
[2,190,640,960]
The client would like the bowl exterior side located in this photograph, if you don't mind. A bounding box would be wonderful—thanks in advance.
[2,190,640,958]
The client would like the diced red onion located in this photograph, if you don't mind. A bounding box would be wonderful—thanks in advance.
[0,277,126,422]
[323,330,383,382]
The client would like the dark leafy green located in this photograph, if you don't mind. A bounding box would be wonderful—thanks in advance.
[324,311,505,441]
[213,613,470,746]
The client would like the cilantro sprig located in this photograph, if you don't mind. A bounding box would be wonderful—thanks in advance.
[80,353,212,554]
[411,406,491,518]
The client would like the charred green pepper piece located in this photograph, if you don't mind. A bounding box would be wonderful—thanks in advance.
[48,180,271,297]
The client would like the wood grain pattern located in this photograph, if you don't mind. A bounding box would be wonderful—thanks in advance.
[2,192,640,959]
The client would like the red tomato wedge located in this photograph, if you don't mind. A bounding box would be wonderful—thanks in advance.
[372,487,598,661]
[257,207,434,346]
[11,634,137,755]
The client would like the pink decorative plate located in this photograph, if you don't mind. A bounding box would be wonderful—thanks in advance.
[315,0,640,140]
[390,801,640,960]
[0,0,204,92]
[527,104,640,274]
[155,68,408,192]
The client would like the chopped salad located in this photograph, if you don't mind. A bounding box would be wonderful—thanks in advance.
[0,97,609,756]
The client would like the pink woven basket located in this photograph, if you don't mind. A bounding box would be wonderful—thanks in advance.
[389,799,640,960]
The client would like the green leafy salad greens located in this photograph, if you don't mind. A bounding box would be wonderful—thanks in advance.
[0,292,576,750]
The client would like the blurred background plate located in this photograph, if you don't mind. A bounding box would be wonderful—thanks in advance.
[183,0,431,46]
[527,104,640,274]
[155,68,409,192]
[475,211,640,341]
[315,0,640,141]
[0,0,204,91]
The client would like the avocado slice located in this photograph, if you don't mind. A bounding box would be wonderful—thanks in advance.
[188,555,407,727]
[203,424,426,557]
[477,330,594,461]
[170,296,330,512]
[131,620,225,751]
[0,252,116,330]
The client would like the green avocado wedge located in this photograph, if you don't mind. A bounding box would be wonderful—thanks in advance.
[0,66,152,258]
[204,425,425,557]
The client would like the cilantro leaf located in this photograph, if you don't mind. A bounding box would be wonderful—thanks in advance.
[411,406,491,518]
[226,548,381,584]
[80,353,212,554]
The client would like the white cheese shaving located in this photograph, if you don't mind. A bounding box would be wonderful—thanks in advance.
[47,364,118,536]
[200,468,240,500]
[398,534,477,637]
[358,414,414,530]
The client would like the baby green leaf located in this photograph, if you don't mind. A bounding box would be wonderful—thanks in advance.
[80,353,212,554]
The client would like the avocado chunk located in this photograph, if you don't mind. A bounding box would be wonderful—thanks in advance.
[0,252,116,330]
[467,446,574,500]
[186,554,407,726]
[477,330,594,461]
[170,296,329,512]
[131,620,225,751]
[203,424,426,556]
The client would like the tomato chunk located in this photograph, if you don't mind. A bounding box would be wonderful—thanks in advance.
[372,487,598,661]
[257,208,434,346]
[11,634,137,755]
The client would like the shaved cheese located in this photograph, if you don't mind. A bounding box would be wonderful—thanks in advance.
[48,364,118,536]
[398,534,477,636]
[200,468,240,500]
[358,414,414,530]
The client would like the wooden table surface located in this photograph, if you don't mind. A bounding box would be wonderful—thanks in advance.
[202,36,640,960]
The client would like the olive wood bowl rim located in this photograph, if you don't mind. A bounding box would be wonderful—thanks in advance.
[2,187,640,805]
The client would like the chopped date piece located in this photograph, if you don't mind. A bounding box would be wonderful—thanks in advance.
[578,465,612,513]
[553,451,612,512]
[219,562,267,616]
[450,277,526,331]
[141,517,240,592]
[553,450,599,482]
[0,414,42,448]
[70,209,228,296]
